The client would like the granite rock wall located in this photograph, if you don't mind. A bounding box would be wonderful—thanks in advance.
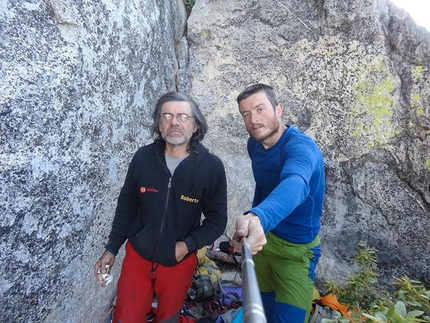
[180,0,430,287]
[1,0,429,321]
[0,0,186,321]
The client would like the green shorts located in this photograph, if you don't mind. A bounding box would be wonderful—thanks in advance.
[254,232,321,322]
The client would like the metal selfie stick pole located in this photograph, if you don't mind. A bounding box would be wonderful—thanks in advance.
[241,237,267,323]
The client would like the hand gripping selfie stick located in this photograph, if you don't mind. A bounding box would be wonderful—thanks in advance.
[241,238,267,323]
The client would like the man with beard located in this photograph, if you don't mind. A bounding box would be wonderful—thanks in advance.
[94,92,227,323]
[230,84,325,323]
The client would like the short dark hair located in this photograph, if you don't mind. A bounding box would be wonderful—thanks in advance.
[236,83,278,109]
[150,92,208,151]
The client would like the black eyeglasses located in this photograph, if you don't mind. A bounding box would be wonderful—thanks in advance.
[161,113,194,123]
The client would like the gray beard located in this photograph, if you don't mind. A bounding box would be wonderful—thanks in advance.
[162,132,190,147]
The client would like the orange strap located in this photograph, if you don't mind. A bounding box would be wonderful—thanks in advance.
[319,294,352,319]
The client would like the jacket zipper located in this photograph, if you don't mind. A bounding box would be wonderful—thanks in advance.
[158,176,172,238]
[149,157,172,260]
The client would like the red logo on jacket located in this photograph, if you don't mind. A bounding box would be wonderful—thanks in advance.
[140,187,159,193]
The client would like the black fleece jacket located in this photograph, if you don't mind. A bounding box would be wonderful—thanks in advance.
[105,141,228,266]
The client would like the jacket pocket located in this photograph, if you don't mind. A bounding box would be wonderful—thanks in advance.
[129,225,179,266]
[129,225,158,261]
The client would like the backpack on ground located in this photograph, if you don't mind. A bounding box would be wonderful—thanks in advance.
[188,246,222,302]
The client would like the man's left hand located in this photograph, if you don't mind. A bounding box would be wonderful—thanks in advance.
[175,241,189,262]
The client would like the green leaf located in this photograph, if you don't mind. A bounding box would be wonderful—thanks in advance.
[386,306,395,318]
[398,291,406,300]
[405,311,424,318]
[395,301,407,318]
[391,312,403,323]
[333,311,341,319]
[420,293,430,300]
[375,312,388,321]
[363,313,380,321]
[321,319,335,323]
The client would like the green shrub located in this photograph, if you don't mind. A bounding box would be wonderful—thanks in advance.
[323,241,430,323]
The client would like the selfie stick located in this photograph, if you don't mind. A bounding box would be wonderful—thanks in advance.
[241,237,267,323]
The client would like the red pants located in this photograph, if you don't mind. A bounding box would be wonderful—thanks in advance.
[113,243,197,323]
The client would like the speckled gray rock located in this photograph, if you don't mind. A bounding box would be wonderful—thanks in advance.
[1,0,430,321]
[182,0,430,288]
[0,0,186,322]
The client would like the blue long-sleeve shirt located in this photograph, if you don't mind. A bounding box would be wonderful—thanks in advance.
[245,125,325,244]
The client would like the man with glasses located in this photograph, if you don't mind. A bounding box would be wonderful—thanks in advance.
[94,92,228,323]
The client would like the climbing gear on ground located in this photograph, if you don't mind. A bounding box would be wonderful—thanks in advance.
[308,300,339,323]
[188,247,222,302]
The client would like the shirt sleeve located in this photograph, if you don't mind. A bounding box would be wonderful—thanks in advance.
[105,152,141,255]
[246,141,320,233]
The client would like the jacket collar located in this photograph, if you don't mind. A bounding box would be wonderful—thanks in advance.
[153,140,209,163]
